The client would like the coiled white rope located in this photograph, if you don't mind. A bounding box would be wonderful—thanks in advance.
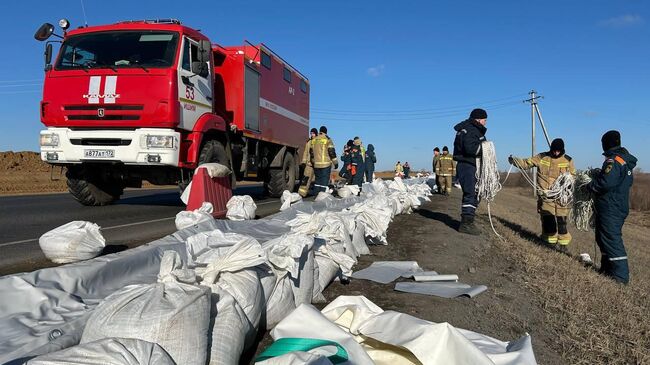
[509,158,575,206]
[475,141,503,238]
[572,169,596,232]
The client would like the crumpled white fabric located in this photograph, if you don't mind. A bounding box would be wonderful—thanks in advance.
[198,237,267,285]
[181,163,231,204]
[280,190,303,211]
[337,185,359,198]
[271,296,537,365]
[226,195,257,221]
[176,202,214,230]
[315,191,333,202]
[38,221,106,264]
[186,229,257,267]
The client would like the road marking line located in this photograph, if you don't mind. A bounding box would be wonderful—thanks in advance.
[0,199,281,247]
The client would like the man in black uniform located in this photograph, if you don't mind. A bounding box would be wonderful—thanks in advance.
[588,130,637,284]
[453,108,488,235]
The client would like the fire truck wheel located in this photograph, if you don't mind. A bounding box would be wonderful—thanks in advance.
[195,139,236,188]
[66,167,123,206]
[266,153,296,197]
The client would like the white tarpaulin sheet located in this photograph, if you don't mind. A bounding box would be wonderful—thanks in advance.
[351,261,423,284]
[269,295,536,365]
[395,282,488,298]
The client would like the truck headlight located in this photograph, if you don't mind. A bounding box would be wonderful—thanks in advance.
[40,133,60,147]
[143,135,175,149]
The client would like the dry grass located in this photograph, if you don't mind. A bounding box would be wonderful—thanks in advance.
[487,190,650,364]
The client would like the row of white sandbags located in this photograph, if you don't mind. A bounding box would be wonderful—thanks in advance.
[26,178,435,365]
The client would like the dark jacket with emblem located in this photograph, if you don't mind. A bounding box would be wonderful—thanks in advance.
[589,147,637,219]
[453,119,487,166]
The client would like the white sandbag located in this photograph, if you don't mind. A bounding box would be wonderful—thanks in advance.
[175,202,214,230]
[226,195,257,221]
[264,233,316,306]
[186,229,258,266]
[315,191,333,202]
[81,251,210,365]
[337,186,352,198]
[199,163,232,178]
[38,221,106,264]
[280,190,302,211]
[208,289,254,365]
[264,273,296,328]
[27,338,175,365]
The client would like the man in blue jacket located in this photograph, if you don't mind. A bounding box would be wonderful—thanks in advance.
[453,108,488,235]
[588,130,637,284]
[365,144,377,182]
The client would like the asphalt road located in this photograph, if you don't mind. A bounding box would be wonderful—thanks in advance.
[0,185,283,276]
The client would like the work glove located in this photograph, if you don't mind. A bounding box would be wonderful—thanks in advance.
[334,162,339,169]
[508,155,514,165]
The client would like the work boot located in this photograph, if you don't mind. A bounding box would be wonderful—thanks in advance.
[458,216,481,236]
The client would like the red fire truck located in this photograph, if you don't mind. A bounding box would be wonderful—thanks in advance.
[34,19,309,205]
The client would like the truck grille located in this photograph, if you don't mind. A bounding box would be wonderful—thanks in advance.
[64,104,143,121]
[70,138,132,146]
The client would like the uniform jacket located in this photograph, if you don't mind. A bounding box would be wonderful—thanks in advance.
[513,152,576,198]
[589,147,637,219]
[312,133,338,169]
[432,154,440,174]
[301,138,314,166]
[395,163,403,174]
[453,119,487,166]
[435,153,456,176]
[365,144,377,172]
[343,146,363,175]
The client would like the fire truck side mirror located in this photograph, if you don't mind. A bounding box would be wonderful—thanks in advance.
[35,23,55,41]
[197,40,211,63]
[45,43,53,65]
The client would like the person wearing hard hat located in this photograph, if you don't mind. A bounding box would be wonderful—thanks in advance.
[435,146,455,196]
[509,138,576,252]
[298,128,318,197]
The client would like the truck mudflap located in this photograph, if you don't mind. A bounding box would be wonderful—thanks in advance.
[40,127,181,166]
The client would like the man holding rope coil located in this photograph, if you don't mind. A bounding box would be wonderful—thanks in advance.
[453,108,488,235]
[509,139,576,252]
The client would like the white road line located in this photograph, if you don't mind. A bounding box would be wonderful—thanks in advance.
[0,199,281,247]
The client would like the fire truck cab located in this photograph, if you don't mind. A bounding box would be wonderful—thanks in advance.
[35,19,309,205]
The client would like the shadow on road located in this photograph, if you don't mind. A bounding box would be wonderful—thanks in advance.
[417,208,460,230]
[116,192,183,207]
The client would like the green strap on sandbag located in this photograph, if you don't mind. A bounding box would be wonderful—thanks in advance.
[255,337,349,364]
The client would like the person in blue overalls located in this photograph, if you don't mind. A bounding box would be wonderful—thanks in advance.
[588,130,637,284]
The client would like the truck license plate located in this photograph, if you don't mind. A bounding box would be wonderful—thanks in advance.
[84,149,115,158]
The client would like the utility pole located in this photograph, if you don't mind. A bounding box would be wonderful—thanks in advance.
[524,90,545,197]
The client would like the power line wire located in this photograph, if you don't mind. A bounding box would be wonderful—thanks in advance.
[312,101,521,122]
[0,84,42,88]
[0,79,41,84]
[310,93,527,115]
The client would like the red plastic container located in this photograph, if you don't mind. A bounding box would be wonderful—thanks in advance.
[185,168,232,218]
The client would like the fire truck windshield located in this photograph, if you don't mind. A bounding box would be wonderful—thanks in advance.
[55,31,179,70]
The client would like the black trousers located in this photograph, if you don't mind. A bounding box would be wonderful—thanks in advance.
[456,162,479,219]
[313,166,331,193]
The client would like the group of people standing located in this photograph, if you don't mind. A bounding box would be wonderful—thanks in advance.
[297,126,377,198]
[452,108,637,284]
[394,161,411,178]
[432,146,455,195]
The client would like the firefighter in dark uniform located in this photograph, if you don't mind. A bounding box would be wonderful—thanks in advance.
[588,130,637,284]
[435,146,455,195]
[365,144,377,182]
[453,108,488,235]
[510,138,576,251]
[340,140,354,182]
[312,126,338,193]
[298,128,318,197]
